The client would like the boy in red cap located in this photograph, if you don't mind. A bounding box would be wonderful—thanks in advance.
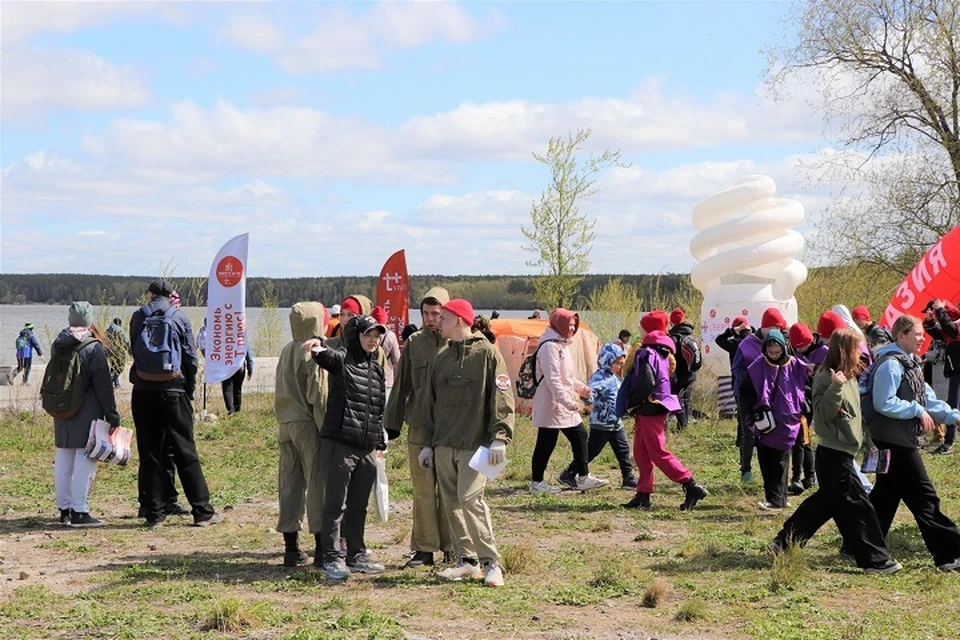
[418,298,514,587]
[731,307,788,483]
[852,306,892,353]
[667,307,702,432]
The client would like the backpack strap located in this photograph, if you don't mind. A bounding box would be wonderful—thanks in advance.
[534,339,561,386]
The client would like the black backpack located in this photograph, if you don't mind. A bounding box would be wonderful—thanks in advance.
[515,339,560,399]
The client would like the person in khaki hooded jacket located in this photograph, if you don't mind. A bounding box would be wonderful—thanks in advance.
[418,298,514,588]
[274,302,328,567]
[385,286,457,567]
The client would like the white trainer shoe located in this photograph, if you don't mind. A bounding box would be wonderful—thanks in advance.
[576,474,609,491]
[483,562,505,587]
[438,560,482,581]
[529,480,561,494]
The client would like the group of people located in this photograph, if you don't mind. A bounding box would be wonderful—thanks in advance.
[714,303,960,574]
[38,278,960,581]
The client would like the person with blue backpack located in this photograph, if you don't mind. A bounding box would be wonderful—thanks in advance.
[129,279,220,528]
[11,322,44,384]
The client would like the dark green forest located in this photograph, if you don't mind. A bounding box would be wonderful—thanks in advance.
[0,273,688,309]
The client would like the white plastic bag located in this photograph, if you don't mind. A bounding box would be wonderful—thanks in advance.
[84,419,133,465]
[373,451,389,522]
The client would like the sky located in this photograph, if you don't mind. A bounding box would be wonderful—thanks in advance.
[0,0,844,278]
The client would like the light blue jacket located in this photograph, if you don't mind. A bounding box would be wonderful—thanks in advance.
[589,342,625,431]
[869,342,959,425]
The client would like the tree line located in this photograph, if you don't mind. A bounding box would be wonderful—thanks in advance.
[0,273,690,310]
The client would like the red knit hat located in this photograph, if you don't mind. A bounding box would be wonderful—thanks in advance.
[817,311,846,339]
[788,323,813,350]
[852,305,871,322]
[761,308,787,330]
[340,297,362,315]
[371,306,388,325]
[442,298,475,326]
[670,308,685,325]
[732,316,748,328]
[640,310,669,334]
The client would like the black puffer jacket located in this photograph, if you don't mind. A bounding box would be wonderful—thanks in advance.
[312,315,386,451]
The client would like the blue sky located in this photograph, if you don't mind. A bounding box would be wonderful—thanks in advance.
[1,0,838,278]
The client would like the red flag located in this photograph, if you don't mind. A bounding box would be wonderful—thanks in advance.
[376,249,409,342]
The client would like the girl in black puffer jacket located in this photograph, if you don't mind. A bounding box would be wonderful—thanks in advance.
[304,315,387,580]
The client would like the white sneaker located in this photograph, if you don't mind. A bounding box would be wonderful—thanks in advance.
[438,560,482,581]
[483,562,505,587]
[576,474,609,491]
[529,481,561,494]
[757,501,784,512]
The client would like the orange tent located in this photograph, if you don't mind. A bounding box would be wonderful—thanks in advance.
[489,319,602,414]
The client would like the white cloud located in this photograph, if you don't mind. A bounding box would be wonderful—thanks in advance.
[0,1,181,46]
[2,47,150,122]
[219,1,504,74]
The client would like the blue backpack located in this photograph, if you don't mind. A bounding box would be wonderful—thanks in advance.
[134,304,182,381]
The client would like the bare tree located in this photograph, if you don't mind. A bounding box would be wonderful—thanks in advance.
[522,128,624,309]
[767,0,960,270]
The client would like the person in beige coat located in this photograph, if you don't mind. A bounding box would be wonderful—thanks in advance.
[385,286,457,568]
[274,302,328,566]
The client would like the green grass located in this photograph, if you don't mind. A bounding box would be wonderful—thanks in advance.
[3,393,960,639]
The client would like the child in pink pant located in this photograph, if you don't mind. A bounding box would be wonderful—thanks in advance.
[617,324,707,510]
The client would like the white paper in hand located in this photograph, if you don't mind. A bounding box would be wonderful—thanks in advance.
[469,446,508,480]
[373,452,389,522]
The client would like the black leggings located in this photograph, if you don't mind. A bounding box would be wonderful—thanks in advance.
[531,425,589,481]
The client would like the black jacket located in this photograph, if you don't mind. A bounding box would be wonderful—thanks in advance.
[923,308,960,377]
[668,321,699,389]
[129,296,198,395]
[715,327,747,367]
[313,316,386,451]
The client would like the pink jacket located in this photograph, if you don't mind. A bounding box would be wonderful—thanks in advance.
[532,316,585,428]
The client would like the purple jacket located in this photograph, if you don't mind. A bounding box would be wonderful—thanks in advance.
[642,331,681,414]
[795,341,828,368]
[746,355,808,450]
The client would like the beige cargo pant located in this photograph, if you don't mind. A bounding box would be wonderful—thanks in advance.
[276,420,324,534]
[408,443,456,553]
[434,445,499,566]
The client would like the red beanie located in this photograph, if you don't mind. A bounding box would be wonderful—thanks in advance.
[670,308,685,325]
[341,297,362,315]
[852,305,871,322]
[732,316,748,328]
[371,306,388,325]
[442,299,475,326]
[761,308,787,330]
[788,323,813,350]
[640,310,669,334]
[817,311,846,339]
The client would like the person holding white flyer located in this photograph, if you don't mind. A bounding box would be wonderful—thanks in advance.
[45,301,121,528]
[418,298,514,588]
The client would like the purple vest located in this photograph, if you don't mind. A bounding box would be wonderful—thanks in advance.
[747,356,808,450]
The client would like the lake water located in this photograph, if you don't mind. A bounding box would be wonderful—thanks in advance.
[0,305,535,364]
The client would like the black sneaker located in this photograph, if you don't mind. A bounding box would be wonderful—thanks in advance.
[143,516,166,528]
[788,481,805,496]
[283,549,309,567]
[621,477,638,489]
[192,511,222,527]
[622,493,651,509]
[163,503,191,517]
[680,480,708,511]
[863,559,902,575]
[59,508,72,525]
[932,444,953,455]
[347,553,385,574]
[405,551,435,568]
[68,512,104,528]
[557,469,577,490]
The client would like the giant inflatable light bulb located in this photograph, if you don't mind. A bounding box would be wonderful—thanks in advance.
[691,175,808,375]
